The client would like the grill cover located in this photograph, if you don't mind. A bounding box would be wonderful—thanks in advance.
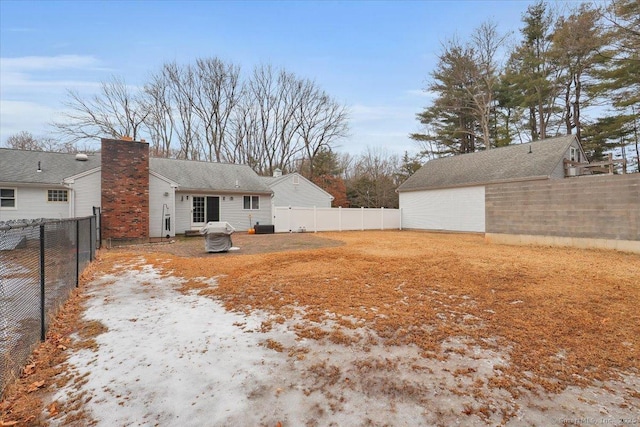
[199,221,235,253]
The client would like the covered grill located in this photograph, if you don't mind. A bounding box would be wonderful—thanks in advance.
[199,221,235,253]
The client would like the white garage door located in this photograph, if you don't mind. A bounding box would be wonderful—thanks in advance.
[399,186,485,233]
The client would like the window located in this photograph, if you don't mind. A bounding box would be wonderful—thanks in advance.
[0,188,16,208]
[569,147,580,162]
[47,189,68,202]
[192,196,205,223]
[243,195,260,210]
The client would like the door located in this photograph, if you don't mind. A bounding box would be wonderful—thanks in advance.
[193,196,220,226]
[206,196,220,222]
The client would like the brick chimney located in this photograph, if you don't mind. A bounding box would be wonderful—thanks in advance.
[101,138,149,240]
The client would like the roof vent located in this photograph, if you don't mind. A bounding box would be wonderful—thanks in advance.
[75,153,88,161]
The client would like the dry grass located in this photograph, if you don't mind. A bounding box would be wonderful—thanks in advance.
[137,231,640,396]
[0,258,103,427]
[2,230,639,425]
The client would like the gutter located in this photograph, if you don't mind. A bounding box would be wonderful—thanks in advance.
[396,175,551,193]
[0,181,70,189]
[176,188,272,195]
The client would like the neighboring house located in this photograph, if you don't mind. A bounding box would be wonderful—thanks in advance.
[261,168,334,209]
[0,138,329,239]
[396,135,589,233]
[0,150,102,221]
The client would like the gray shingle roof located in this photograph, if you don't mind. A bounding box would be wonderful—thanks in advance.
[150,157,271,193]
[397,135,577,192]
[0,149,100,185]
[0,148,271,193]
[259,175,287,186]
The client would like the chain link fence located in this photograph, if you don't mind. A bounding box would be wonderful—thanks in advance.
[0,215,98,396]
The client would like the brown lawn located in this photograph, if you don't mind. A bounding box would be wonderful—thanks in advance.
[2,230,639,425]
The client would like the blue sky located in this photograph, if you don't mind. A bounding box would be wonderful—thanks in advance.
[1,0,564,157]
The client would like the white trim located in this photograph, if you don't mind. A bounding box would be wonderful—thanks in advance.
[0,187,17,210]
[64,166,101,182]
[397,176,549,193]
[47,189,69,203]
[243,195,260,210]
[150,170,180,187]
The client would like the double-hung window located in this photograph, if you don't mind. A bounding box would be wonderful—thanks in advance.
[243,195,259,210]
[0,188,16,209]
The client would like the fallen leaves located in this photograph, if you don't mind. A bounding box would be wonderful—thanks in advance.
[0,279,93,426]
[149,230,640,396]
[22,364,36,377]
[2,232,639,425]
[26,381,45,393]
[47,402,58,416]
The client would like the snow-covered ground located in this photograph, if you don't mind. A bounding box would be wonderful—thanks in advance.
[49,258,640,426]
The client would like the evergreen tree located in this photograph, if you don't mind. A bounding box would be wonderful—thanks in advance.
[590,0,639,170]
[503,1,560,141]
[550,3,604,141]
[411,22,507,154]
[411,40,480,155]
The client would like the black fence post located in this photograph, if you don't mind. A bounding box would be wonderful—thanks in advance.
[89,216,94,261]
[76,220,80,287]
[40,224,46,342]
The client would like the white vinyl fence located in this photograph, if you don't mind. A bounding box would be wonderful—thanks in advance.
[273,206,401,233]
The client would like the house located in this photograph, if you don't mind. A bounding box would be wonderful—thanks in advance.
[0,138,330,239]
[396,135,589,233]
[260,168,334,208]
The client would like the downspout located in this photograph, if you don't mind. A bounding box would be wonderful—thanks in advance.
[161,204,166,239]
[63,182,74,218]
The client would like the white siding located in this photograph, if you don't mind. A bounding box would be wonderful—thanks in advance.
[399,186,485,233]
[270,174,332,208]
[0,186,70,221]
[273,206,401,233]
[175,192,192,233]
[222,194,270,231]
[174,192,271,233]
[149,175,175,238]
[70,170,101,217]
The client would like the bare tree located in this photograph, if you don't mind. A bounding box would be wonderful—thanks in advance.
[239,65,349,175]
[346,147,400,208]
[50,58,349,168]
[224,86,251,164]
[162,62,202,160]
[470,21,510,149]
[142,72,176,158]
[245,65,304,174]
[295,80,349,177]
[54,76,148,143]
[192,58,241,162]
[3,131,96,153]
[4,131,42,150]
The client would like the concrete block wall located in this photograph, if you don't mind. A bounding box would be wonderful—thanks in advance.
[101,138,150,239]
[486,174,640,241]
